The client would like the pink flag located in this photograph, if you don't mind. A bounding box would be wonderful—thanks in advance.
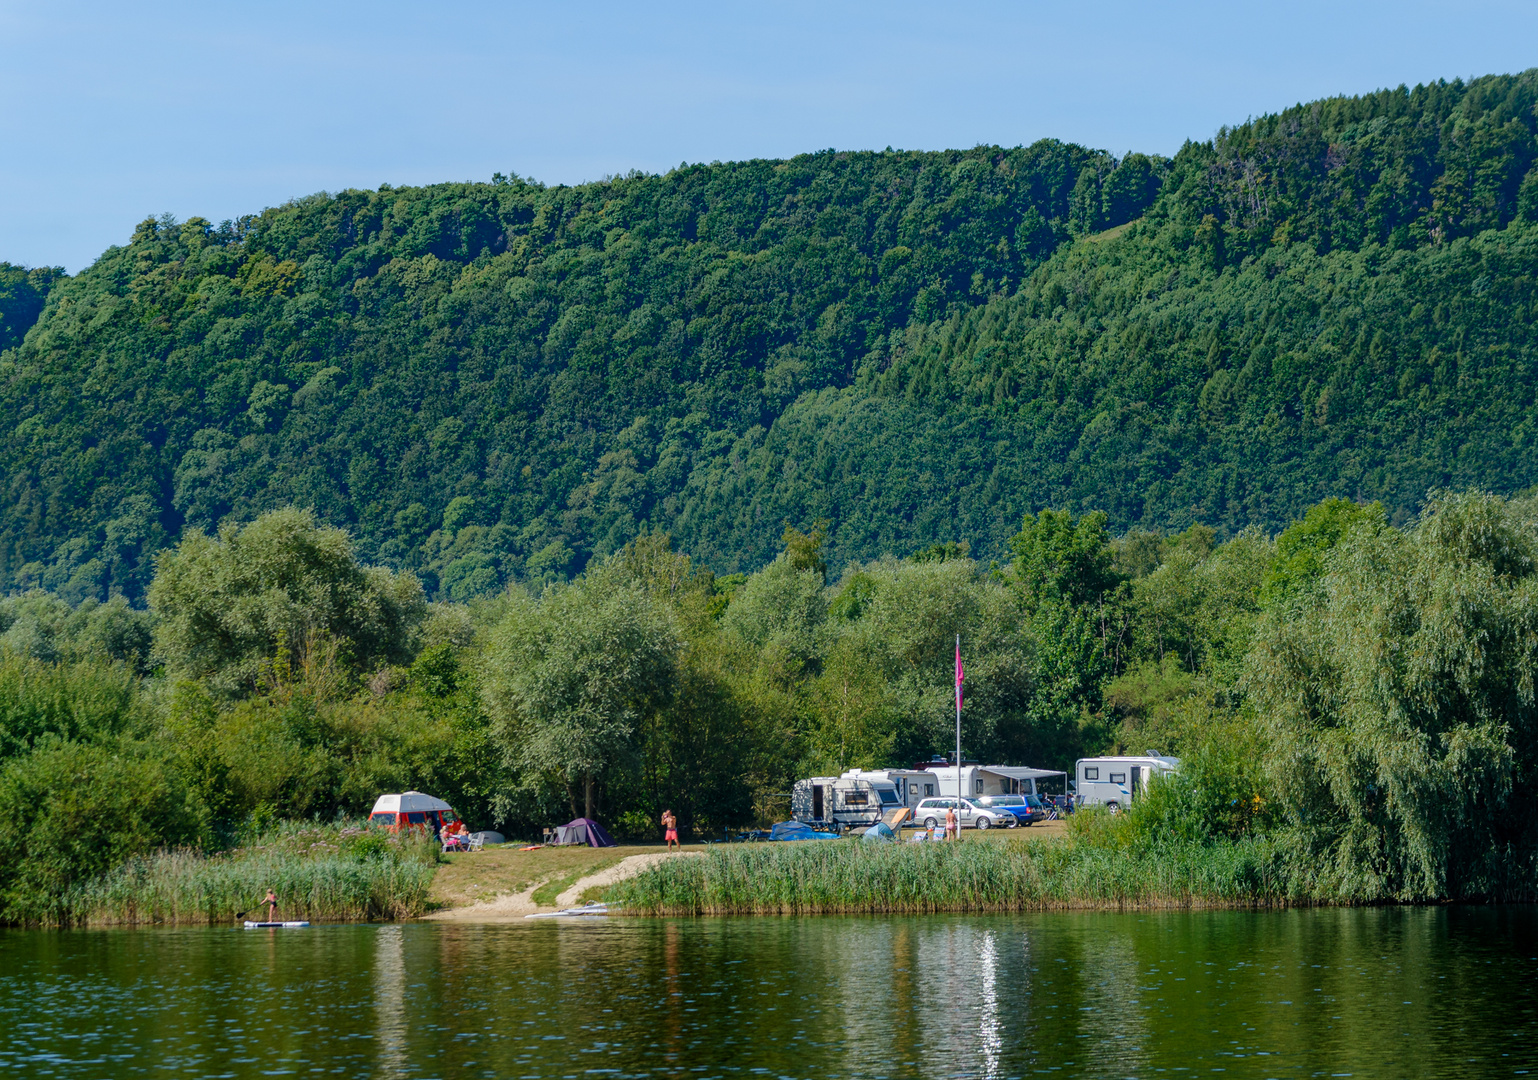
[955,642,964,710]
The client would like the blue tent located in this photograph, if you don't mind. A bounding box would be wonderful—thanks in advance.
[769,821,839,842]
[862,821,896,842]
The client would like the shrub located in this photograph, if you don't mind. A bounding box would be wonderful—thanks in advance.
[0,740,205,923]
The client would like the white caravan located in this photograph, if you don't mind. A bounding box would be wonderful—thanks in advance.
[842,769,940,810]
[1074,756,1180,812]
[791,773,904,832]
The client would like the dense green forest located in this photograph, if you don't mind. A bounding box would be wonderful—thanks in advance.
[8,489,1538,921]
[5,72,1538,602]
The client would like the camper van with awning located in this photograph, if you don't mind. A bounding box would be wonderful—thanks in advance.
[924,764,1068,801]
[368,791,462,835]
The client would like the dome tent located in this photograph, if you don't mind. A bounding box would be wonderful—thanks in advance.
[551,818,615,847]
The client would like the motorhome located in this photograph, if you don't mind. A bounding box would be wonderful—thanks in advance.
[791,773,904,832]
[924,765,1068,801]
[1074,756,1180,812]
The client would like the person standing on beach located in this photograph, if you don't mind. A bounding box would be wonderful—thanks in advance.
[662,809,679,851]
[945,804,959,841]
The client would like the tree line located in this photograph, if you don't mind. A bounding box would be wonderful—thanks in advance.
[7,489,1538,918]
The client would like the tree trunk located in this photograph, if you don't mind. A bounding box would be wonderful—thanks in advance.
[584,773,594,820]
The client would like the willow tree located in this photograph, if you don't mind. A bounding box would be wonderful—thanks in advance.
[482,576,678,822]
[1247,491,1538,901]
[148,507,426,696]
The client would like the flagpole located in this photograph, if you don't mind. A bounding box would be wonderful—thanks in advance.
[955,633,962,832]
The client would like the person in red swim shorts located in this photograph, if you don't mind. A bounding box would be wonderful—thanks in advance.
[662,809,679,851]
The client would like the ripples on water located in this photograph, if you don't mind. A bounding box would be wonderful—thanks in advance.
[3,907,1538,1078]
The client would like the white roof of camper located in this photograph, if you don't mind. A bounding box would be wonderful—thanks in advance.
[838,769,900,785]
[370,791,453,814]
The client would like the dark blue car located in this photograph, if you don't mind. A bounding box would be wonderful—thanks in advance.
[969,794,1048,825]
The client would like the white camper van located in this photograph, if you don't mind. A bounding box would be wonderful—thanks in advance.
[1074,756,1179,812]
[791,773,903,832]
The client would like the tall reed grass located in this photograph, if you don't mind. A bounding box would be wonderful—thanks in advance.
[56,821,438,926]
[607,833,1294,915]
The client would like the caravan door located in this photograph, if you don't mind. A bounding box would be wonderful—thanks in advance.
[812,785,824,821]
[1130,766,1142,802]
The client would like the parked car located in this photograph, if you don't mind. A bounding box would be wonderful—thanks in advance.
[969,793,1047,825]
[909,797,1016,830]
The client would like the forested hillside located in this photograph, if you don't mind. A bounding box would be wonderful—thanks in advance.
[4,72,1538,601]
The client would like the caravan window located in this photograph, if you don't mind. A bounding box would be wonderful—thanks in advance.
[924,783,935,796]
[974,779,984,794]
[878,788,901,806]
[909,783,920,796]
[844,791,869,806]
[1109,773,1126,784]
[1083,767,1099,781]
[405,812,426,824]
[370,813,393,826]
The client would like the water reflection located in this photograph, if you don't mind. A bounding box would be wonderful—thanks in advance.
[4,907,1538,1078]
[372,924,407,1078]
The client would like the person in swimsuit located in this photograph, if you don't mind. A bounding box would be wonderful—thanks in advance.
[945,805,958,841]
[662,809,679,851]
[263,887,278,921]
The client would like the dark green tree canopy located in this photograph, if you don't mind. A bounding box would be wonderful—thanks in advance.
[1,73,1537,604]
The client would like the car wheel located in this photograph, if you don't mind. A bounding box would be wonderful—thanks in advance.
[976,817,991,830]
[1107,802,1121,815]
[924,816,939,829]
[1021,820,1033,827]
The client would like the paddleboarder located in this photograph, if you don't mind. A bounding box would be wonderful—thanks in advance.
[263,887,278,922]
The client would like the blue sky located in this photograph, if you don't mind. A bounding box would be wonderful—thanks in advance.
[4,0,1536,272]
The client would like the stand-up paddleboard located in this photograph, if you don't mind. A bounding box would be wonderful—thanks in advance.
[243,920,310,928]
[525,903,610,919]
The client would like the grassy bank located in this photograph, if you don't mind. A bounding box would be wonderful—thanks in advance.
[606,833,1292,914]
[51,822,438,927]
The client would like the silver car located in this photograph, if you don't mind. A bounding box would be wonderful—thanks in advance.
[911,797,1015,830]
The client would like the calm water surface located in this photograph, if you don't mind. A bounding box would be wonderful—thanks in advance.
[3,907,1537,1078]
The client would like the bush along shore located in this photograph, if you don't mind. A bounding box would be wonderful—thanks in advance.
[29,823,438,928]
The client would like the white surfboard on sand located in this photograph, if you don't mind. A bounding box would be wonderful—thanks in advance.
[524,903,610,919]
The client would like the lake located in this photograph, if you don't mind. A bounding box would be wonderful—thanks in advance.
[3,907,1537,1078]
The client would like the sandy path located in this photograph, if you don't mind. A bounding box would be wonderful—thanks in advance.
[554,851,700,908]
[424,851,699,921]
[424,878,550,922]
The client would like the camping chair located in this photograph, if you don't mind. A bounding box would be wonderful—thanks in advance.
[467,833,485,852]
